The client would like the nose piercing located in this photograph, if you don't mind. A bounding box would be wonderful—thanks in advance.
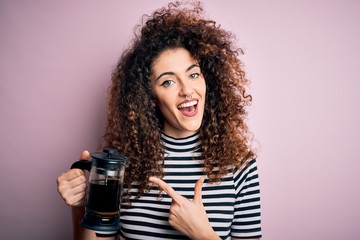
[186,95,192,100]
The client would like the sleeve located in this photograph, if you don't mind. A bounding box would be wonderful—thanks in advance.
[231,159,262,239]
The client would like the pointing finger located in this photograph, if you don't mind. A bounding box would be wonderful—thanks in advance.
[149,176,183,203]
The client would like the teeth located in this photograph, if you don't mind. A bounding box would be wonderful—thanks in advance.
[178,100,197,109]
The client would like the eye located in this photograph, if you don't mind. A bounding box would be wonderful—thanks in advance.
[189,73,200,79]
[160,80,174,87]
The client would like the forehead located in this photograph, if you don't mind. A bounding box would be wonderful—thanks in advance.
[151,48,197,73]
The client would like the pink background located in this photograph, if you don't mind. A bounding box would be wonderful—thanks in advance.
[1,0,359,239]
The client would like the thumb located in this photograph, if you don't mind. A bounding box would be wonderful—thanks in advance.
[193,177,204,205]
[80,150,90,160]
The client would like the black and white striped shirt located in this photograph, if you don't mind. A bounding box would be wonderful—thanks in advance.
[120,133,261,239]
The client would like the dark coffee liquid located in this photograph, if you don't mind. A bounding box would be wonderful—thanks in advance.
[86,179,121,216]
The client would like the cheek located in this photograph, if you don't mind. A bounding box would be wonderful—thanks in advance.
[199,78,206,91]
[160,99,174,111]
[200,82,207,98]
[155,93,173,110]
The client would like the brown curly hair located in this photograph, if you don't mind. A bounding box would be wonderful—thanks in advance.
[103,1,255,200]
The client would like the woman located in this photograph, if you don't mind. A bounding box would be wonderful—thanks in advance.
[57,2,262,239]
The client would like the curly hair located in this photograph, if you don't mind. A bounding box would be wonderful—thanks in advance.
[103,1,255,201]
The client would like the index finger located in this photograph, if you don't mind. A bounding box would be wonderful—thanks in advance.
[148,176,183,203]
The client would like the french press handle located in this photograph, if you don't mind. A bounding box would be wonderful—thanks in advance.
[70,159,92,171]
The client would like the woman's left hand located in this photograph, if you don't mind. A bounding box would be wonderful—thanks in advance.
[148,177,220,240]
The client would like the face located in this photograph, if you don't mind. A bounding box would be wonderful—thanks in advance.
[151,48,206,138]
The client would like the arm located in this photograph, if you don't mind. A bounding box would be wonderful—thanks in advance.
[231,160,262,240]
[71,206,97,240]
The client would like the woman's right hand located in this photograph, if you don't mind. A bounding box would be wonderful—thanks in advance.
[57,150,90,207]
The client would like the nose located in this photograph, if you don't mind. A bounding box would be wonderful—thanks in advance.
[179,80,194,98]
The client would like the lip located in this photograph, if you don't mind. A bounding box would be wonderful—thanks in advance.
[177,98,199,117]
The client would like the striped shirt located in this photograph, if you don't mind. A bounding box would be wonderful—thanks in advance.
[119,133,261,239]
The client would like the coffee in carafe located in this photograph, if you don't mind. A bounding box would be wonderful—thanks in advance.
[87,178,121,216]
[70,148,127,237]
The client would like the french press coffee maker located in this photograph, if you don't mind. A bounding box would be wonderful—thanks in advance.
[71,148,127,237]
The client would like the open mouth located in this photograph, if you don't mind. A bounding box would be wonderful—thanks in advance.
[177,100,198,116]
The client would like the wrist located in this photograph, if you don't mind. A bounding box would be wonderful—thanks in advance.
[72,205,85,222]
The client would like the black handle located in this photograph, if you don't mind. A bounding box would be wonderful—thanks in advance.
[70,159,92,171]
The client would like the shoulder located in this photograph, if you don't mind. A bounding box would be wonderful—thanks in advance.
[233,159,260,192]
[234,159,259,179]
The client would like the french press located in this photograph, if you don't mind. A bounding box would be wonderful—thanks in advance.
[70,148,127,237]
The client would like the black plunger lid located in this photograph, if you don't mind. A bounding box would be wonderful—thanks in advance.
[91,148,127,169]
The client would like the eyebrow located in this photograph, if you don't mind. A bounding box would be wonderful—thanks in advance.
[155,64,200,81]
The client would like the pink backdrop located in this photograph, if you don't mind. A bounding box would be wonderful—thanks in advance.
[1,0,359,239]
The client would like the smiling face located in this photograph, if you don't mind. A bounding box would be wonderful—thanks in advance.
[151,48,206,138]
